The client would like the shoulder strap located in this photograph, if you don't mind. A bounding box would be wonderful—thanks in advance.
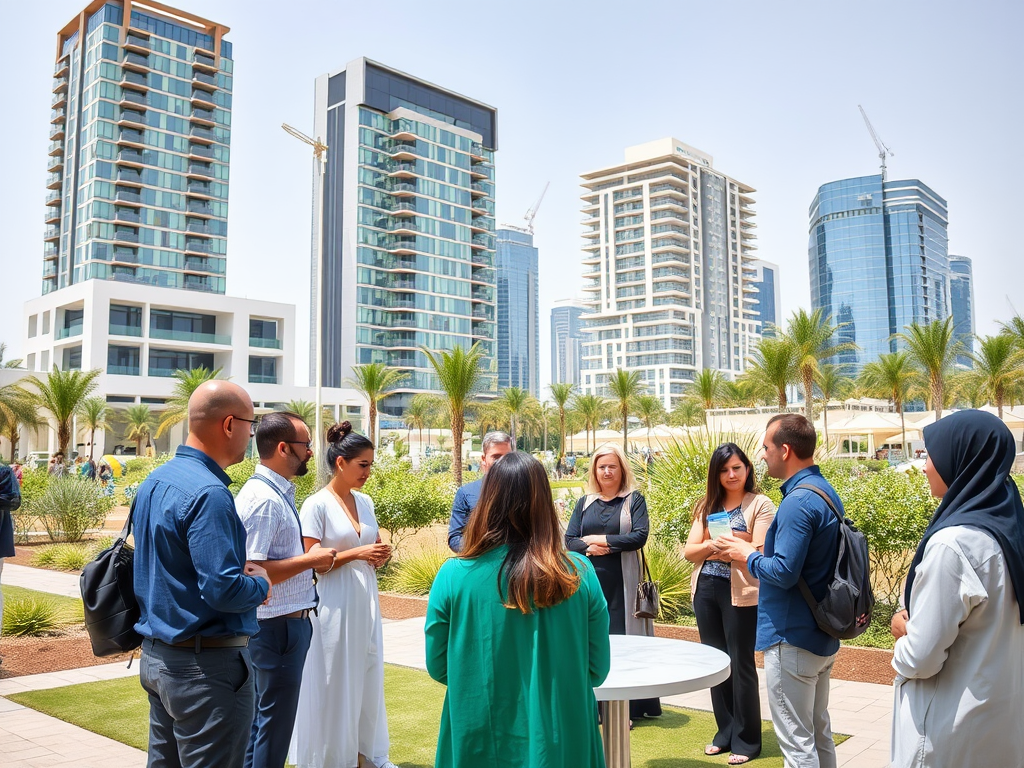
[793,483,845,611]
[119,496,136,541]
[794,483,842,522]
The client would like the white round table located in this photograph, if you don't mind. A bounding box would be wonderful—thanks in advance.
[594,635,731,768]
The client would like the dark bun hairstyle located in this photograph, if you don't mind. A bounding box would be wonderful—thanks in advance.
[325,421,374,472]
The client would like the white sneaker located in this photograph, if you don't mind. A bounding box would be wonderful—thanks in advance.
[376,762,400,768]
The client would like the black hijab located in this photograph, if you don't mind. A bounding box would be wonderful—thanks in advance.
[904,409,1024,623]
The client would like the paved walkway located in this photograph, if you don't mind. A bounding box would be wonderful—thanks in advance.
[2,565,895,767]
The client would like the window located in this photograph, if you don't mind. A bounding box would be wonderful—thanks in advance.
[248,356,277,384]
[110,304,143,333]
[108,345,140,375]
[149,349,214,376]
[28,315,37,338]
[42,312,51,335]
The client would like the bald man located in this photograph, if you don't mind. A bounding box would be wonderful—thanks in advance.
[133,381,272,768]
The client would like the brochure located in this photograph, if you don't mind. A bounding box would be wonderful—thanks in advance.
[706,511,732,540]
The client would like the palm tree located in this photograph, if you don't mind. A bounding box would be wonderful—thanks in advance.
[970,334,1024,418]
[782,309,857,420]
[572,393,606,455]
[0,343,24,369]
[421,343,485,486]
[897,318,961,421]
[403,394,434,454]
[669,399,705,428]
[859,351,917,454]
[0,381,42,462]
[27,366,100,459]
[498,386,531,449]
[745,336,796,412]
[564,410,584,454]
[548,382,576,465]
[606,369,645,450]
[999,314,1024,350]
[634,394,665,445]
[344,363,406,446]
[949,370,988,409]
[814,364,853,451]
[156,367,223,438]
[284,400,316,430]
[79,396,112,461]
[690,369,724,412]
[124,404,155,456]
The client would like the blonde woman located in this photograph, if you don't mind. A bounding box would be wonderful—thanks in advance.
[565,443,660,721]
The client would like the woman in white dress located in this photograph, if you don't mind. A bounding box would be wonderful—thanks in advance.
[293,421,396,768]
[890,409,1024,767]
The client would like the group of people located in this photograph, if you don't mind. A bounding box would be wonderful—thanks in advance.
[58,372,1020,768]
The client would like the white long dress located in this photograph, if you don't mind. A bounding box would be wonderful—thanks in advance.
[891,526,1024,768]
[292,488,390,768]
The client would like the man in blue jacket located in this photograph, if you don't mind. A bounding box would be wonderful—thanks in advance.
[719,413,841,768]
[447,431,512,552]
[0,461,21,656]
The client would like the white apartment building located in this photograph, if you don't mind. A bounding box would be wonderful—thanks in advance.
[579,138,761,411]
[16,280,364,458]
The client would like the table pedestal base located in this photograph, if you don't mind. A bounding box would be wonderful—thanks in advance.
[599,699,631,768]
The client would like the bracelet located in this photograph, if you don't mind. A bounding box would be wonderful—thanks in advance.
[322,559,335,574]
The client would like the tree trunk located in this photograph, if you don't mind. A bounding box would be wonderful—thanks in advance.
[136,436,143,455]
[369,401,377,447]
[996,387,1004,419]
[58,421,71,460]
[777,387,787,413]
[451,411,465,486]
[510,415,517,451]
[558,411,566,464]
[898,400,907,458]
[89,428,96,461]
[932,375,943,422]
[803,368,814,420]
[622,407,628,451]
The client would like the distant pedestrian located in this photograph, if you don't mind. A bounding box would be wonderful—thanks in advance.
[48,452,66,477]
[133,381,271,768]
[718,414,843,768]
[11,461,23,485]
[236,412,336,768]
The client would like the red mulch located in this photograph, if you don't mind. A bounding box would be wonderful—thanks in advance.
[0,627,134,679]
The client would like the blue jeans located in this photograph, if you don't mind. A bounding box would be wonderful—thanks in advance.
[140,638,255,768]
[244,617,313,768]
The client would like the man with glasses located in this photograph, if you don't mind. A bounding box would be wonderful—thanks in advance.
[133,380,272,768]
[236,412,337,768]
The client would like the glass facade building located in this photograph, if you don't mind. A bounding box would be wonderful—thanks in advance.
[550,300,586,386]
[311,59,497,413]
[809,175,950,370]
[578,139,761,411]
[43,1,232,296]
[749,259,781,336]
[949,255,975,367]
[495,228,539,397]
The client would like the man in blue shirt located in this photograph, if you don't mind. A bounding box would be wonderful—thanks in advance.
[719,413,841,768]
[134,381,272,768]
[447,431,512,552]
[0,461,21,658]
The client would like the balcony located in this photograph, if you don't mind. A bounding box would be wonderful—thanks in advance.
[150,327,229,345]
[115,188,142,204]
[46,172,63,190]
[386,238,417,255]
[389,182,416,196]
[121,70,149,91]
[51,91,67,109]
[470,181,492,196]
[469,142,486,160]
[387,162,417,177]
[192,50,217,70]
[43,263,57,277]
[188,143,214,160]
[186,221,212,235]
[54,58,69,77]
[122,51,150,71]
[184,240,211,255]
[472,288,493,302]
[472,307,494,321]
[249,337,282,350]
[45,190,62,206]
[183,277,216,293]
[187,201,213,217]
[471,234,493,249]
[388,143,418,159]
[386,220,420,235]
[52,75,69,94]
[47,140,64,156]
[469,165,492,180]
[184,256,221,273]
[190,90,216,108]
[56,325,83,340]
[50,108,66,124]
[113,230,139,244]
[43,243,58,259]
[124,34,150,52]
[248,374,278,385]
[114,209,141,224]
[189,125,215,143]
[187,163,214,178]
[111,248,139,264]
[192,70,217,89]
[109,323,143,337]
[117,111,146,131]
[471,253,492,266]
[44,208,60,225]
[116,149,145,167]
[107,365,140,376]
[43,227,60,241]
[49,124,65,141]
[186,180,212,198]
[119,90,147,108]
[471,267,496,284]
[117,128,145,146]
[47,155,64,172]
[190,107,215,125]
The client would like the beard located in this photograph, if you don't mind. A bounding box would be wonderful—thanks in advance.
[294,457,310,477]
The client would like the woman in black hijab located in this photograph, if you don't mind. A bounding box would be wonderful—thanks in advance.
[890,409,1024,768]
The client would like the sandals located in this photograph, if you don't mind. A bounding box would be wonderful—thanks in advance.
[728,757,752,765]
[704,746,753,764]
[705,746,726,755]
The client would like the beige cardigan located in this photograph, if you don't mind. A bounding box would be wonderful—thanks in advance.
[684,492,776,607]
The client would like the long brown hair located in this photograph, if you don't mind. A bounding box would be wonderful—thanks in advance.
[461,451,581,613]
[692,442,757,524]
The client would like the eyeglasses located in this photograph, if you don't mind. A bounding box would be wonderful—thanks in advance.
[231,415,260,437]
[283,440,313,452]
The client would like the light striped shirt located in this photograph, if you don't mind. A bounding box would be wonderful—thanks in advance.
[236,465,316,620]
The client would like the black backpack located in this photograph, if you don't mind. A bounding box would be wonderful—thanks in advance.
[80,501,143,656]
[796,484,874,640]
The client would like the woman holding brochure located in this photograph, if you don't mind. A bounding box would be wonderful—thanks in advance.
[684,443,775,765]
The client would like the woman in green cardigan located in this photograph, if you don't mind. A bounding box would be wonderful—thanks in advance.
[425,451,611,768]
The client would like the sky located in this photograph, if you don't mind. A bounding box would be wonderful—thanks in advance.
[2,0,1021,389]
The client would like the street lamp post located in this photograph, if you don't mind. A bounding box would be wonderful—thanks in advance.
[282,123,328,486]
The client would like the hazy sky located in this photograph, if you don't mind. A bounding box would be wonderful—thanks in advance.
[2,0,1021,389]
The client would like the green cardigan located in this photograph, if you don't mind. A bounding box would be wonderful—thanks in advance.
[425,546,611,768]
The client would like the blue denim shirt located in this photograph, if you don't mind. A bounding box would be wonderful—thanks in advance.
[447,478,482,553]
[747,466,842,657]
[133,446,268,644]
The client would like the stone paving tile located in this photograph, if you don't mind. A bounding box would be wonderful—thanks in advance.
[0,660,138,697]
[0,703,146,768]
[3,563,83,598]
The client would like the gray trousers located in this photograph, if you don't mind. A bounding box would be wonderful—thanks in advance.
[140,638,255,768]
[764,642,838,768]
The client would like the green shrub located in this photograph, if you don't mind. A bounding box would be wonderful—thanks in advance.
[31,476,114,542]
[420,453,453,475]
[122,457,153,475]
[19,468,49,508]
[89,535,115,555]
[381,546,450,595]
[2,597,62,636]
[644,540,694,622]
[392,437,410,459]
[364,455,455,553]
[11,509,38,545]
[31,543,90,571]
[574,457,590,477]
[227,456,258,496]
[1013,475,1023,502]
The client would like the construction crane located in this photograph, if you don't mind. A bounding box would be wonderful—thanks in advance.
[524,181,550,234]
[858,105,894,181]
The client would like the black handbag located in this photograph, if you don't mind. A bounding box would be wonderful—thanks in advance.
[633,547,660,620]
[80,500,143,656]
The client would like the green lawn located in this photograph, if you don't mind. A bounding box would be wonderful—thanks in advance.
[1,584,84,624]
[8,663,845,766]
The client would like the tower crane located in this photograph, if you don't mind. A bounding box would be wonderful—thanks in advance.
[858,105,894,181]
[524,181,550,234]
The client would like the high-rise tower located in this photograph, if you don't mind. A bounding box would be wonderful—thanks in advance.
[550,299,586,387]
[495,228,539,397]
[949,255,975,368]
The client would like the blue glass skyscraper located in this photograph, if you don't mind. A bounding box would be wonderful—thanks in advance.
[749,259,781,336]
[949,255,975,367]
[495,228,539,397]
[809,175,950,370]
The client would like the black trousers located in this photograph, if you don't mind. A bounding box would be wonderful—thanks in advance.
[692,572,761,757]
